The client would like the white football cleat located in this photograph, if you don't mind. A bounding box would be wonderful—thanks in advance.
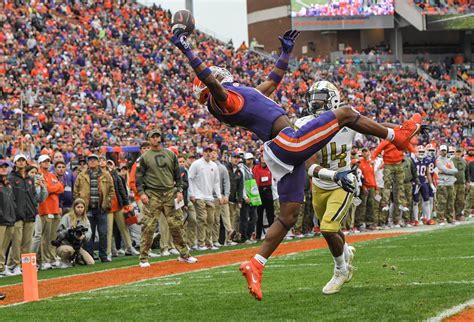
[322,267,350,295]
[345,246,356,265]
[148,252,161,258]
[139,261,151,268]
[178,256,198,264]
[169,248,180,255]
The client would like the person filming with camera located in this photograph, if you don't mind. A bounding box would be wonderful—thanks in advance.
[55,198,94,267]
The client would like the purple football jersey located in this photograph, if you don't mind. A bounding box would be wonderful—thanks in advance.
[207,82,286,142]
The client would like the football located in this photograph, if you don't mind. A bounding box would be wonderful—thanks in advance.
[171,9,195,35]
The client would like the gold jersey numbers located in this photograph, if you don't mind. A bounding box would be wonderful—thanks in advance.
[320,142,347,169]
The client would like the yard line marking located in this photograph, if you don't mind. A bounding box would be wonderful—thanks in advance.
[0,233,402,307]
[350,280,474,289]
[427,298,474,322]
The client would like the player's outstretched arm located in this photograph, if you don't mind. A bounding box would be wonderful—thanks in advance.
[171,32,228,102]
[256,30,300,97]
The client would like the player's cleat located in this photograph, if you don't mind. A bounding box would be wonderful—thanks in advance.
[392,113,422,150]
[322,267,350,295]
[178,255,198,264]
[139,261,150,268]
[239,258,264,301]
[346,246,356,266]
[345,264,355,283]
[345,246,356,283]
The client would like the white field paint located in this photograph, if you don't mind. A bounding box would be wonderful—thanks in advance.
[0,222,472,308]
[426,298,474,322]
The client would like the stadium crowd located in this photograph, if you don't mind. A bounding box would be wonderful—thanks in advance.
[0,1,473,275]
[291,0,395,17]
[413,0,473,14]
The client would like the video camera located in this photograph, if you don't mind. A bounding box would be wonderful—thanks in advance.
[51,225,88,249]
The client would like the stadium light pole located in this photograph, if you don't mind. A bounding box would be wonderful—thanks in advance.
[185,0,193,14]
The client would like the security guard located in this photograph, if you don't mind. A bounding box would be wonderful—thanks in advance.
[135,129,197,267]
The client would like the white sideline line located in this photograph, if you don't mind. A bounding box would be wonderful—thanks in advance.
[0,262,239,308]
[427,298,474,322]
[0,222,472,307]
[350,280,474,289]
[1,221,470,288]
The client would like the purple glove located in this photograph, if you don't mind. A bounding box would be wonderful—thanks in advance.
[171,33,191,52]
[278,30,300,54]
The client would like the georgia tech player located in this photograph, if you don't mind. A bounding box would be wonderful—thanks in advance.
[296,81,356,295]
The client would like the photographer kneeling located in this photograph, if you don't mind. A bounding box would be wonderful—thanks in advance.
[55,199,95,267]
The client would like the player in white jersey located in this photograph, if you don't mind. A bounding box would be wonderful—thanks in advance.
[295,81,357,295]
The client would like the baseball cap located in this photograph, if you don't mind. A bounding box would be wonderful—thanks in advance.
[361,147,368,151]
[455,147,462,152]
[231,152,241,158]
[88,154,99,161]
[439,145,447,151]
[203,145,213,152]
[147,129,161,138]
[13,154,27,163]
[448,146,456,153]
[38,155,51,164]
[244,152,254,160]
[0,160,10,167]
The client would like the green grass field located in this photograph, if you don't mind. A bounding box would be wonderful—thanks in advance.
[2,224,473,320]
[426,14,474,30]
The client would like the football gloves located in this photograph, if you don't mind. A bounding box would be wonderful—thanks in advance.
[278,30,300,54]
[334,163,358,194]
[171,33,192,54]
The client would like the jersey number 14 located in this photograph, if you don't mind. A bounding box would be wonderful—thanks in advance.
[321,143,347,168]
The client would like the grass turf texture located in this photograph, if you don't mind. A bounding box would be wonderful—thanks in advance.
[2,224,473,320]
[0,238,311,287]
[426,14,474,30]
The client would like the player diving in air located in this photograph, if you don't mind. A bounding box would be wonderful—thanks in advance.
[171,28,423,301]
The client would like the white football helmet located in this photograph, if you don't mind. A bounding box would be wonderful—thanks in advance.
[416,145,426,159]
[193,66,233,104]
[425,143,436,157]
[306,80,341,115]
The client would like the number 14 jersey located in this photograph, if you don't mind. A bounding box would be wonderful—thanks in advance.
[295,115,356,190]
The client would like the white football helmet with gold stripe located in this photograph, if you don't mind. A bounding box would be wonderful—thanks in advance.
[306,80,341,115]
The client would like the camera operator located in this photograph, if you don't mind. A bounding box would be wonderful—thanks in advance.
[55,198,94,267]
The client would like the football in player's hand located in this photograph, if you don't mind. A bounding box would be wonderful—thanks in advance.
[171,9,195,35]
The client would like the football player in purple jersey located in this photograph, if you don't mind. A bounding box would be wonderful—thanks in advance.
[171,28,424,301]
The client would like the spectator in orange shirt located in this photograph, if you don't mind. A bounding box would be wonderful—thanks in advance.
[129,141,151,213]
[38,154,65,269]
[356,147,377,230]
[372,140,413,227]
